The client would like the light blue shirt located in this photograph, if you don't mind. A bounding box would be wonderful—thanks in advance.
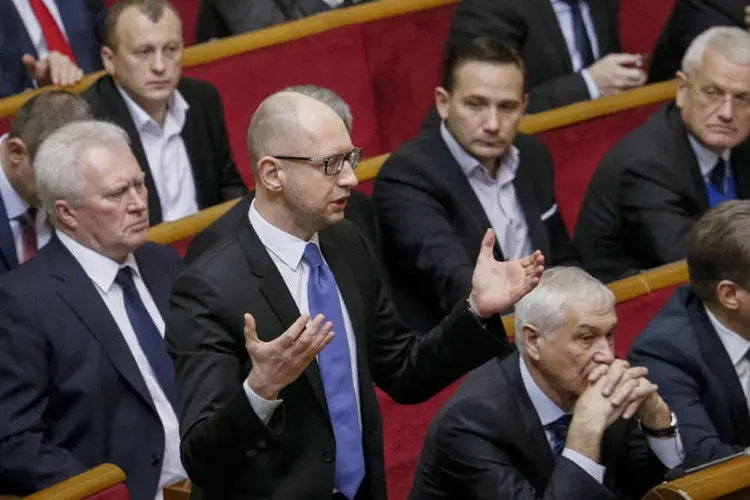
[550,0,601,99]
[520,356,684,483]
[440,122,533,260]
[687,134,731,184]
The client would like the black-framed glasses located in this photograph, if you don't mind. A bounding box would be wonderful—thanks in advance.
[273,147,362,175]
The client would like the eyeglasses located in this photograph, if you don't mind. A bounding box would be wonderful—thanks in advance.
[273,147,362,176]
[689,80,750,111]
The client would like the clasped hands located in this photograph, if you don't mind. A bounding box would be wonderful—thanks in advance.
[244,228,545,401]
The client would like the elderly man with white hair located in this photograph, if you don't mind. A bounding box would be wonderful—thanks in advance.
[575,26,750,284]
[409,267,685,500]
[0,120,186,499]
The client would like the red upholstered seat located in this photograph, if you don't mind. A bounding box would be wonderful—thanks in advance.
[85,483,130,500]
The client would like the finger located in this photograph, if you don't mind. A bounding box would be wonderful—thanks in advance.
[50,57,64,85]
[289,314,328,353]
[608,53,643,65]
[610,378,639,407]
[281,313,312,347]
[602,359,629,396]
[22,54,37,75]
[243,313,258,349]
[615,68,647,88]
[587,363,610,384]
[478,228,496,261]
[309,321,335,352]
[622,399,642,420]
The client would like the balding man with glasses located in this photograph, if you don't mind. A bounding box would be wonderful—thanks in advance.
[165,90,545,500]
[575,27,750,284]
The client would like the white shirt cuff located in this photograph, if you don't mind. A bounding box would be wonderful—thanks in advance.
[581,69,600,99]
[562,448,605,483]
[243,380,283,424]
[647,430,685,469]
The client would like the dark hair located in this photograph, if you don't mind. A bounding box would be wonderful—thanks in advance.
[105,0,181,49]
[8,90,92,161]
[441,36,525,93]
[687,200,750,303]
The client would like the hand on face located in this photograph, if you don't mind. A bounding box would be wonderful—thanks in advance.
[469,229,544,318]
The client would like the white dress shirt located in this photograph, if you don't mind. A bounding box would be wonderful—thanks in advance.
[550,0,602,98]
[705,307,750,413]
[56,231,186,500]
[520,357,684,483]
[242,200,361,427]
[0,136,52,262]
[440,122,533,260]
[688,134,732,185]
[10,0,68,60]
[116,84,199,222]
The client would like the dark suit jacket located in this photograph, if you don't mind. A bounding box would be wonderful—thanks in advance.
[184,189,382,266]
[0,0,105,98]
[373,128,578,331]
[0,236,182,499]
[166,218,514,500]
[628,287,750,467]
[649,0,746,83]
[409,352,669,500]
[448,0,621,113]
[0,190,18,276]
[574,102,750,283]
[82,75,248,225]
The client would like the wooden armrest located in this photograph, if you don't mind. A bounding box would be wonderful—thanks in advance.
[23,464,125,500]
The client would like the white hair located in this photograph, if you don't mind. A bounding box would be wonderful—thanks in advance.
[514,267,615,350]
[682,26,750,75]
[34,120,131,226]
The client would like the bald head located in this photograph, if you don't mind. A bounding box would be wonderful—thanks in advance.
[246,91,347,174]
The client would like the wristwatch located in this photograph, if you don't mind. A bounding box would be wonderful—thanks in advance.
[638,411,678,438]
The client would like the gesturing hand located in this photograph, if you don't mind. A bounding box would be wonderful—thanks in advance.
[22,51,84,88]
[245,313,334,400]
[470,229,545,318]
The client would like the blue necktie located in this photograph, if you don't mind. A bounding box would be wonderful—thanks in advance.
[563,0,595,68]
[115,267,179,414]
[546,414,573,456]
[709,158,727,195]
[304,243,364,500]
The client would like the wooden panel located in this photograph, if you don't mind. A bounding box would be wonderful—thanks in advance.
[644,453,750,500]
[23,464,125,500]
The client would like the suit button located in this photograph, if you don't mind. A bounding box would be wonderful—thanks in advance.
[246,449,258,458]
[322,451,334,463]
[150,453,161,466]
[257,440,267,450]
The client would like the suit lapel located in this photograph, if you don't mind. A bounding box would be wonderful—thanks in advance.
[0,191,18,272]
[47,236,156,412]
[689,298,750,443]
[235,220,330,415]
[731,140,750,200]
[178,85,206,209]
[533,0,574,72]
[513,157,550,258]
[135,247,171,318]
[668,104,710,212]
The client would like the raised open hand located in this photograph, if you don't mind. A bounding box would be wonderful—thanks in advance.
[470,229,545,318]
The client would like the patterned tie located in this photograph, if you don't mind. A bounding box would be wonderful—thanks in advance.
[29,0,77,62]
[562,0,595,68]
[304,243,364,500]
[709,158,727,195]
[18,207,37,263]
[546,414,573,456]
[115,267,179,413]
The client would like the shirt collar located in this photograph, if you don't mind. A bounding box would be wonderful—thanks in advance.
[116,82,189,132]
[439,121,520,184]
[247,199,321,271]
[0,134,30,221]
[56,229,140,293]
[704,306,750,367]
[520,355,567,426]
[688,134,731,178]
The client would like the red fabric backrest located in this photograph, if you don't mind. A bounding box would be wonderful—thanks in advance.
[86,482,130,500]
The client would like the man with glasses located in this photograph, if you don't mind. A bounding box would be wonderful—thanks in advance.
[575,27,750,283]
[166,89,545,499]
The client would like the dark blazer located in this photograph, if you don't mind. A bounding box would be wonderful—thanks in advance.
[166,218,514,500]
[82,75,248,226]
[574,102,750,283]
[0,190,17,275]
[649,0,746,83]
[0,0,105,98]
[184,189,382,266]
[0,236,182,499]
[628,286,750,467]
[373,128,578,331]
[448,0,621,113]
[409,352,669,500]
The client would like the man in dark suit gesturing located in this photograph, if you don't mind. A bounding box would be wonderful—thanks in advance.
[575,27,750,283]
[629,201,750,467]
[82,0,247,226]
[374,38,578,331]
[448,0,645,112]
[410,267,684,500]
[0,121,186,498]
[166,90,544,499]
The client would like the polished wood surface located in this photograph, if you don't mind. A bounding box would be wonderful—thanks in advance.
[644,451,750,499]
[22,464,125,499]
[164,480,192,500]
